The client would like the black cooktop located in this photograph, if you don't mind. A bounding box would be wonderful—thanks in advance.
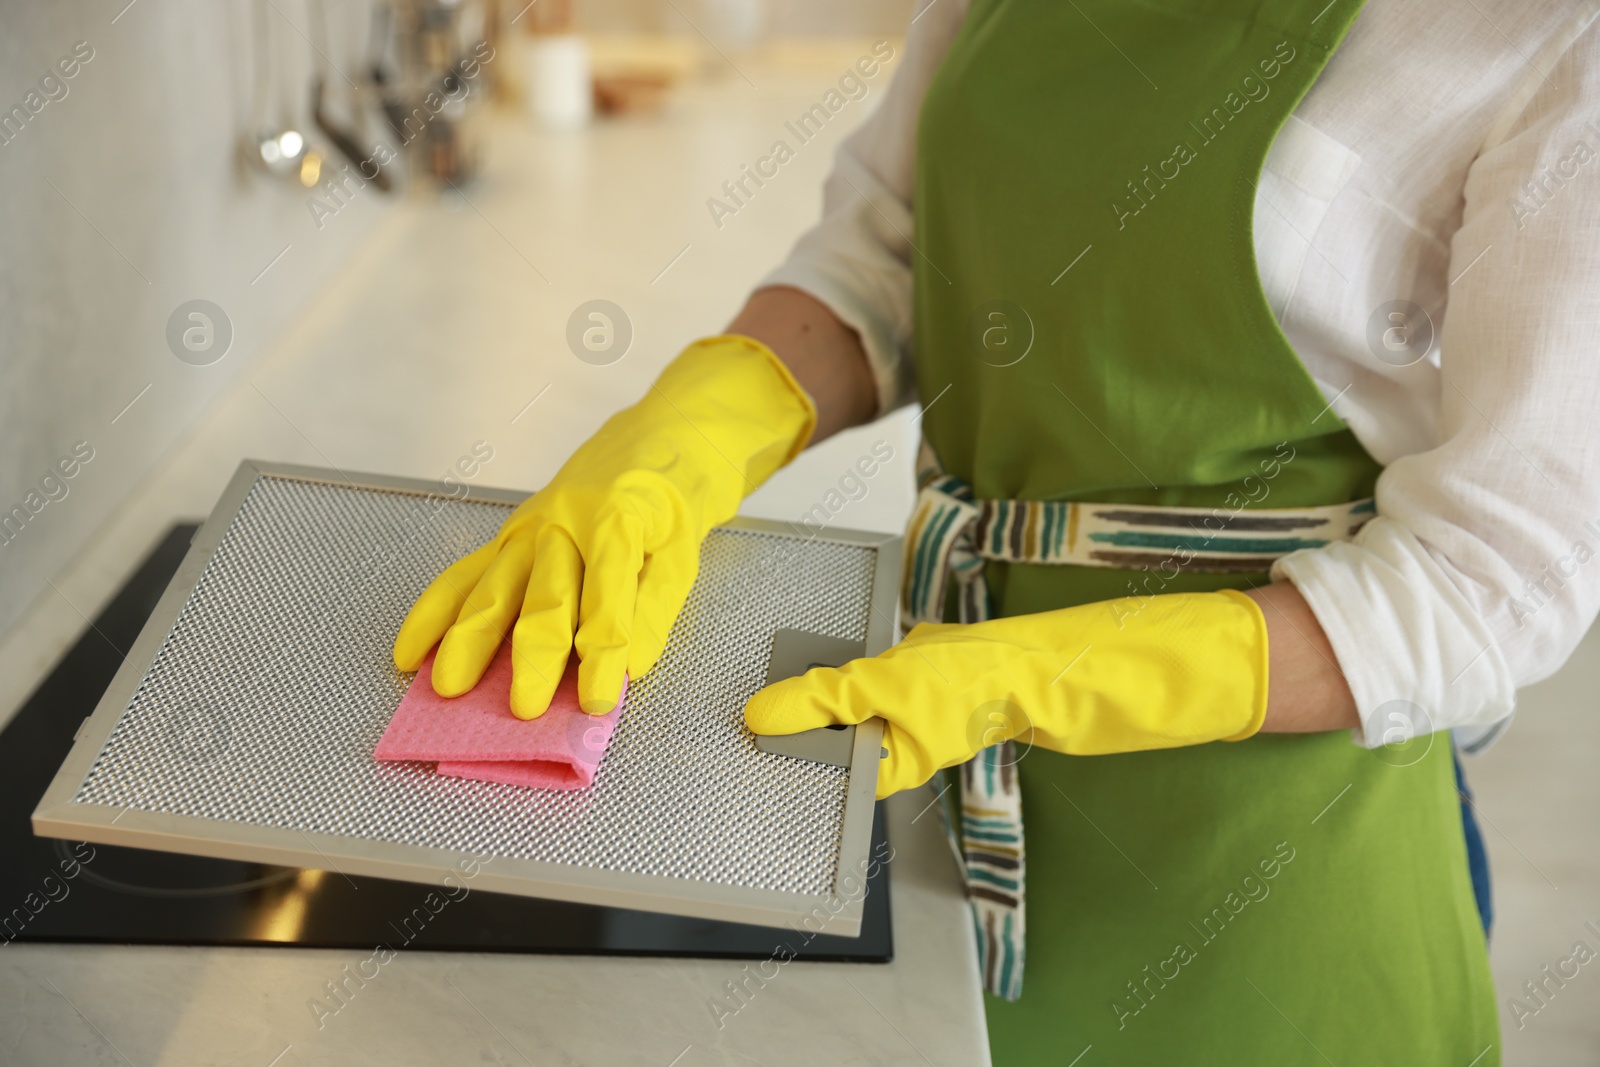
[1,525,891,962]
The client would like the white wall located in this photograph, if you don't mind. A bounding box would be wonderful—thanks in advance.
[0,0,391,639]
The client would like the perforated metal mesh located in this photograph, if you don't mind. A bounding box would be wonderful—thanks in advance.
[73,474,878,896]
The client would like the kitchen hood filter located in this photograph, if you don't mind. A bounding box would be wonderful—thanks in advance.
[34,462,898,935]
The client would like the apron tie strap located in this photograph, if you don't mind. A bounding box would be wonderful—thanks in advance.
[901,488,989,629]
[902,439,1376,1002]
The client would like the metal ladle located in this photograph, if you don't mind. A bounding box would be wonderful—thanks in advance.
[248,0,322,187]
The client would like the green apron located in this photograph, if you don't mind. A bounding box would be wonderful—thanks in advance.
[911,0,1500,1062]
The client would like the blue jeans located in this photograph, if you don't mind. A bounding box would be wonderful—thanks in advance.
[1455,750,1494,937]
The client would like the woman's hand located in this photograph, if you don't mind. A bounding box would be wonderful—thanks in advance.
[745,582,1363,798]
[393,336,816,717]
[745,590,1273,798]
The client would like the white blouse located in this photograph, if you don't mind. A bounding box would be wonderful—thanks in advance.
[761,0,1600,751]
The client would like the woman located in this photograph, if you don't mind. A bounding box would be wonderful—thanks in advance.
[395,0,1600,1060]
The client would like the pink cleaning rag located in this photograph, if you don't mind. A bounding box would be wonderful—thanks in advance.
[375,643,625,790]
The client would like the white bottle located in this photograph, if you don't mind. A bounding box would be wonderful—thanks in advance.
[524,33,592,130]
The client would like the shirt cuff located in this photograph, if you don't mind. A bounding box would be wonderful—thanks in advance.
[1271,516,1517,750]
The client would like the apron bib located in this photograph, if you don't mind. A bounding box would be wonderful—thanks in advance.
[911,0,1500,1062]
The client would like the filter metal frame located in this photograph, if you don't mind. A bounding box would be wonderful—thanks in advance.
[32,461,897,935]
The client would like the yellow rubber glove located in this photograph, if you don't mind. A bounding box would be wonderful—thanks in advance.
[394,335,816,717]
[745,590,1268,798]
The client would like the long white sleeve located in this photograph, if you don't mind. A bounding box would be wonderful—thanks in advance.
[1275,11,1600,750]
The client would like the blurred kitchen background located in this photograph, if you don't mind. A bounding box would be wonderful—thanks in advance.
[1,2,1596,1063]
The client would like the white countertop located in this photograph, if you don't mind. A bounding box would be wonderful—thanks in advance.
[1,789,983,1067]
[0,43,989,1066]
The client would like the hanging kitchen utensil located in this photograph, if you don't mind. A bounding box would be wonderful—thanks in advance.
[311,75,393,191]
[308,0,393,191]
[248,0,319,185]
[368,1,412,140]
[387,0,490,182]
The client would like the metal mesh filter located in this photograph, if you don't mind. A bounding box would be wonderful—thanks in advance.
[70,473,879,897]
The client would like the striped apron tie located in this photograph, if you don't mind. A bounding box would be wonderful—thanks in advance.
[900,440,1376,1000]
